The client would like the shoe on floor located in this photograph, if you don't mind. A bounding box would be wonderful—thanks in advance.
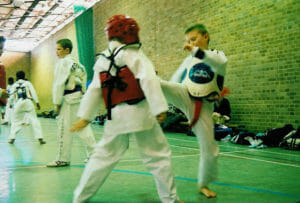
[8,139,15,144]
[46,161,70,167]
[38,138,46,144]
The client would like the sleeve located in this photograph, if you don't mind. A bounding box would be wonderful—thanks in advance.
[81,67,88,93]
[27,81,39,103]
[123,50,168,116]
[77,61,102,121]
[193,47,228,76]
[52,59,72,105]
[7,85,15,101]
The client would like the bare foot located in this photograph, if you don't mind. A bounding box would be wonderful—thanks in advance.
[199,185,216,198]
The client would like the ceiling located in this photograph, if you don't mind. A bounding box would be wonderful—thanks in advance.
[0,0,100,52]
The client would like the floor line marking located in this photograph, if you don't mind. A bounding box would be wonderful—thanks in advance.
[70,166,300,199]
[220,153,300,168]
[170,144,300,168]
[3,162,299,199]
[167,137,300,157]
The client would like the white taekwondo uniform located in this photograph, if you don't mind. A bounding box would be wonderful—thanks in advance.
[8,79,44,140]
[161,47,227,187]
[3,83,14,124]
[52,55,96,163]
[73,41,179,203]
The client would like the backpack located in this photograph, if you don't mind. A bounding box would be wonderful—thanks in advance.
[279,127,300,150]
[230,131,256,145]
[262,124,295,147]
[214,125,233,141]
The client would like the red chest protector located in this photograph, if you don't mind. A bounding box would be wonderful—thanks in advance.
[100,67,144,108]
[98,43,145,120]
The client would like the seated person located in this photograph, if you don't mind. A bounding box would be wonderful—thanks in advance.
[213,88,232,141]
[213,88,231,125]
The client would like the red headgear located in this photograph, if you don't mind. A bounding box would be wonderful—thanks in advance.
[106,15,140,44]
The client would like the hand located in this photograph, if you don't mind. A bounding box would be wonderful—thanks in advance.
[71,119,90,132]
[183,44,194,52]
[56,105,61,115]
[156,112,167,123]
[36,103,41,110]
[1,89,8,98]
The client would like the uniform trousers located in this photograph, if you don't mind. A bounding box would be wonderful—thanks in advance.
[9,98,43,140]
[56,92,96,162]
[73,121,179,203]
[161,80,218,187]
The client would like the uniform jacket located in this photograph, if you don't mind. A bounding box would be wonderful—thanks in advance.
[52,55,87,106]
[78,41,168,135]
[9,79,39,103]
[171,47,227,83]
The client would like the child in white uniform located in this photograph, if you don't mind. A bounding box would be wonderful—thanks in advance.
[3,77,14,125]
[71,15,182,203]
[8,71,46,144]
[160,24,227,198]
[47,39,96,167]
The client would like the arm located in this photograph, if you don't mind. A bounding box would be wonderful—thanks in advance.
[27,81,40,110]
[220,98,231,120]
[192,47,228,76]
[27,81,39,103]
[52,58,72,106]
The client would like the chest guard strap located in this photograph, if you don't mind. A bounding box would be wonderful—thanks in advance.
[99,43,144,120]
[15,83,32,100]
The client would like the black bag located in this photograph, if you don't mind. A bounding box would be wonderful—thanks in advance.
[214,125,233,141]
[230,131,255,145]
[279,127,300,150]
[262,124,295,147]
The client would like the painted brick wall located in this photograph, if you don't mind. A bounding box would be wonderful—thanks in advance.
[1,51,30,86]
[93,0,299,133]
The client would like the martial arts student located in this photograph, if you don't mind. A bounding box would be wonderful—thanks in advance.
[2,77,15,125]
[8,71,46,144]
[47,39,96,167]
[71,15,182,203]
[160,24,228,198]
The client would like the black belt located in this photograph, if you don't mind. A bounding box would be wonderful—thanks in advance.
[64,85,82,95]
